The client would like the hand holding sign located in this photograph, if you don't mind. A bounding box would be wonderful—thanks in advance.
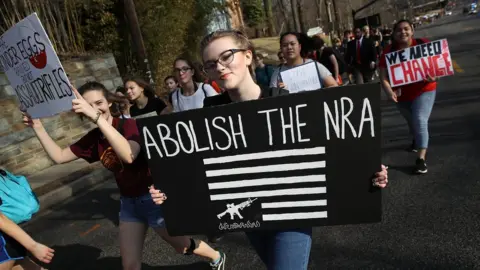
[71,87,100,123]
[424,73,437,82]
[21,109,42,129]
[372,165,389,188]
[149,185,167,205]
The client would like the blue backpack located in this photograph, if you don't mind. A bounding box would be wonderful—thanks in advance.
[0,169,39,224]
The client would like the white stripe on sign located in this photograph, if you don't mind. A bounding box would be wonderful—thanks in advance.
[210,187,326,201]
[262,211,328,221]
[208,175,326,190]
[204,147,326,165]
[261,200,327,209]
[206,161,326,177]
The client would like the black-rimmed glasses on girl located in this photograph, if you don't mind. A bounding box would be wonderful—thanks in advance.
[174,67,192,73]
[203,49,247,73]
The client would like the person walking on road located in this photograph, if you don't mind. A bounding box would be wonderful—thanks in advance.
[150,29,389,270]
[168,57,218,113]
[125,77,169,118]
[22,82,226,270]
[379,19,437,174]
[270,32,338,90]
[345,28,377,84]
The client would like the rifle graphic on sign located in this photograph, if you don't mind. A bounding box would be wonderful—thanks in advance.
[217,198,258,220]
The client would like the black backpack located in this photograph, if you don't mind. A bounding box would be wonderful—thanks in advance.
[332,48,346,74]
[316,48,346,75]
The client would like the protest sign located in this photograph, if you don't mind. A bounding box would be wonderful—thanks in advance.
[280,61,322,93]
[0,13,73,118]
[385,39,454,88]
[136,83,382,236]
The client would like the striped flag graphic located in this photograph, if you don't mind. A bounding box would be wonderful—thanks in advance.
[204,146,328,222]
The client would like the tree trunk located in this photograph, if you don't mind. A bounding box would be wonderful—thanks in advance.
[331,0,341,35]
[324,0,333,34]
[263,0,276,36]
[290,0,301,32]
[255,27,261,38]
[297,0,307,33]
[124,0,150,82]
[315,0,322,25]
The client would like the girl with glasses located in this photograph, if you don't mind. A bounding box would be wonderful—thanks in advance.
[169,57,218,112]
[150,30,389,270]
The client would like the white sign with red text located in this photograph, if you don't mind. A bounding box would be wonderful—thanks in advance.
[0,13,73,118]
[385,39,454,88]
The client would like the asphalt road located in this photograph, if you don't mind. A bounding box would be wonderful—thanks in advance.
[23,13,480,270]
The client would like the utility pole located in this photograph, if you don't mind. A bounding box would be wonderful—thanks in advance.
[123,0,154,84]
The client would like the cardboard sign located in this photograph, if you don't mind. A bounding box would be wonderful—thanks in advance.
[0,13,74,118]
[280,62,322,93]
[385,39,454,88]
[136,84,382,236]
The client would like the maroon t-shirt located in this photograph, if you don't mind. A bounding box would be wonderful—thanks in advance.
[70,118,152,197]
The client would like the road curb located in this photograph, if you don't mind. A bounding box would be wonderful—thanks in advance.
[37,168,113,211]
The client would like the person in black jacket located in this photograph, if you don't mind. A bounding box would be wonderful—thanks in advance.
[345,27,377,84]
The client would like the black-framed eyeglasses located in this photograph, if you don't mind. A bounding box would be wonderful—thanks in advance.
[174,67,192,73]
[203,49,247,73]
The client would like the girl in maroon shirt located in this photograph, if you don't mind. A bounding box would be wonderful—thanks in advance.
[22,82,224,270]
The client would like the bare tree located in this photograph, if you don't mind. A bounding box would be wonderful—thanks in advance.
[314,0,323,26]
[263,0,276,35]
[297,0,307,32]
[290,0,302,32]
[331,0,341,34]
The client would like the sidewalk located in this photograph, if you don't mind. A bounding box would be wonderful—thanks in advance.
[29,159,113,211]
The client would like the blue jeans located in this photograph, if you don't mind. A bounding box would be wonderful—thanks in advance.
[245,228,312,270]
[397,91,436,149]
[119,193,165,228]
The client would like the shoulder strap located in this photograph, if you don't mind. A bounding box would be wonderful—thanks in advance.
[168,91,174,104]
[201,83,207,97]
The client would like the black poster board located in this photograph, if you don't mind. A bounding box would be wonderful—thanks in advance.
[136,84,382,236]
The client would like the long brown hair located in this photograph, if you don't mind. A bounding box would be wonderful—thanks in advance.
[199,30,256,80]
[173,57,205,83]
[123,76,156,99]
[77,81,128,118]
